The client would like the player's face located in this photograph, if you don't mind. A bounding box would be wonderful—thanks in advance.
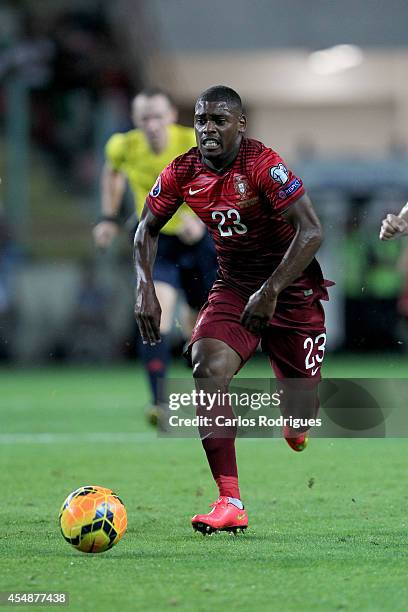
[194,100,246,166]
[132,94,177,153]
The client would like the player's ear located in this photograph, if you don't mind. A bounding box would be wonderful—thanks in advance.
[238,114,247,133]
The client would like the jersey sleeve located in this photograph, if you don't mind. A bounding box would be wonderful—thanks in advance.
[251,148,305,213]
[105,133,127,171]
[145,161,183,220]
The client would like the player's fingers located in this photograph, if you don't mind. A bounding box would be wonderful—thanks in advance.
[397,219,407,232]
[245,321,258,334]
[241,310,253,331]
[379,228,392,240]
[381,219,393,230]
[379,226,394,240]
[139,314,157,345]
[136,319,149,344]
[380,219,397,235]
[144,315,161,345]
[386,214,405,232]
[135,313,151,344]
[381,217,407,239]
[141,314,162,346]
[241,311,260,332]
[241,312,267,335]
[248,320,266,335]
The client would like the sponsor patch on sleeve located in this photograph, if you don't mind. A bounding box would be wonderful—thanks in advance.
[277,177,302,200]
[270,163,289,184]
[150,176,161,197]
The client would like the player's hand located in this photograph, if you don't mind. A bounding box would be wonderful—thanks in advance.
[93,221,119,249]
[134,282,162,346]
[177,213,206,245]
[241,289,277,335]
[379,214,408,241]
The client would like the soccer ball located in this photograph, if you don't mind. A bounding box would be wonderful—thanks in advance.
[59,485,127,553]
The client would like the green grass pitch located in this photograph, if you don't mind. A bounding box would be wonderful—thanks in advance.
[1,355,408,611]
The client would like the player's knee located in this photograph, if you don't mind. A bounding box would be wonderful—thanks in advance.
[192,355,228,380]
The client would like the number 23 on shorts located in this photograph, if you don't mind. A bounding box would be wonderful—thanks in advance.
[304,332,326,376]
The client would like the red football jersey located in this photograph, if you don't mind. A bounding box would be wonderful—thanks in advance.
[146,137,327,303]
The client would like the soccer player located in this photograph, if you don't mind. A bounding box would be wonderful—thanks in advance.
[379,204,408,240]
[134,85,331,533]
[93,87,215,420]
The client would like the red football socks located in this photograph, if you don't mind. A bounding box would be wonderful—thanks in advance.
[201,436,241,499]
[216,475,241,499]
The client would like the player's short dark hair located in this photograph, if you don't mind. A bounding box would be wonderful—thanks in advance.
[134,87,175,107]
[196,85,243,113]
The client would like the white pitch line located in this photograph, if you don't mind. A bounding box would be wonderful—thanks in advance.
[0,432,156,444]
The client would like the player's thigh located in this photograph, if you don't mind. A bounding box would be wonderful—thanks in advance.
[154,281,178,334]
[189,286,260,372]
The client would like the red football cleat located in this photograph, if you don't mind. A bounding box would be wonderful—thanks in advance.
[192,496,248,535]
[284,426,309,452]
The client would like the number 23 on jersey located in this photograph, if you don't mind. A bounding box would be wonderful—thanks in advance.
[211,209,248,236]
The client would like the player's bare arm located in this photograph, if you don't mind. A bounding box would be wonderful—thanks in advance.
[133,205,169,345]
[93,162,127,249]
[379,202,408,240]
[241,194,323,334]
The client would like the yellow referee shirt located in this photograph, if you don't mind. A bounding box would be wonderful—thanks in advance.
[105,124,196,235]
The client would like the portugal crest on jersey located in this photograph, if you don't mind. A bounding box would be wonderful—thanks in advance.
[234,175,249,199]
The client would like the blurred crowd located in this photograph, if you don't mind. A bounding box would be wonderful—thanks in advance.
[0,3,133,192]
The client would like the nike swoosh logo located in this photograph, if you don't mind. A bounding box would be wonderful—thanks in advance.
[189,187,206,195]
[200,432,213,441]
[236,513,246,521]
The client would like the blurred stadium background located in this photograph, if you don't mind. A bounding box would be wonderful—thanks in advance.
[1,0,408,365]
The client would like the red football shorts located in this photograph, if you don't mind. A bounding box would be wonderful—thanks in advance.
[189,285,327,380]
